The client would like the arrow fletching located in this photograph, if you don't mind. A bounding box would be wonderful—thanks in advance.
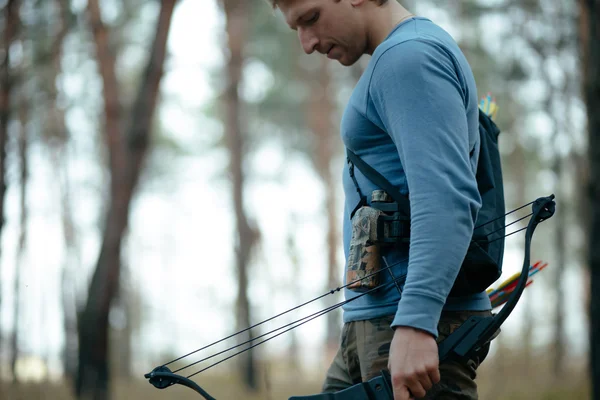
[488,260,548,309]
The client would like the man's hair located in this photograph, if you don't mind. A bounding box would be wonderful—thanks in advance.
[268,0,389,9]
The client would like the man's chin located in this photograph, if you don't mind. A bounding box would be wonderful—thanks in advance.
[337,55,360,67]
[324,50,361,67]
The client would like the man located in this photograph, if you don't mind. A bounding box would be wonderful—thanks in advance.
[269,1,496,398]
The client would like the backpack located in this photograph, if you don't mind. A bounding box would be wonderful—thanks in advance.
[346,109,506,297]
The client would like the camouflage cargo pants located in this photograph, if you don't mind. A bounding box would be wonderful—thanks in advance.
[322,310,496,399]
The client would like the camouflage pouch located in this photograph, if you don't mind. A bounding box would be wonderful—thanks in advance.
[345,205,383,292]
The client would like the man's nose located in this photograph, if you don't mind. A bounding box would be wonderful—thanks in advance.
[298,27,319,54]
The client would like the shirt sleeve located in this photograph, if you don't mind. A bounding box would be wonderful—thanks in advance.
[368,39,482,338]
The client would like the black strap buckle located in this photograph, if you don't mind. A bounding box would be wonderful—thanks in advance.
[376,212,410,244]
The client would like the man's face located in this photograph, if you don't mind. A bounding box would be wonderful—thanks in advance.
[278,0,367,66]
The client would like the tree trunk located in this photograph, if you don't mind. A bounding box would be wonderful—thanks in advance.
[543,86,566,380]
[110,281,132,380]
[510,135,533,371]
[76,1,176,398]
[306,58,340,357]
[0,0,20,359]
[43,0,80,382]
[528,5,570,377]
[552,156,567,378]
[286,215,301,373]
[10,72,28,383]
[581,1,600,398]
[220,0,258,390]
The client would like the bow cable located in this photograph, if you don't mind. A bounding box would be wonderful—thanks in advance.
[156,200,535,370]
[145,196,555,399]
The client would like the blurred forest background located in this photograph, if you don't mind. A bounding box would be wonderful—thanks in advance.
[0,0,598,399]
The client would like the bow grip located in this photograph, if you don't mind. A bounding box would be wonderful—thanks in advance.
[288,371,393,400]
[437,315,496,363]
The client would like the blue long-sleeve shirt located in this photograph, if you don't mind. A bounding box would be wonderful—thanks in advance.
[341,17,492,338]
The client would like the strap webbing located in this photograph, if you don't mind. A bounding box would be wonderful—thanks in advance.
[346,149,411,217]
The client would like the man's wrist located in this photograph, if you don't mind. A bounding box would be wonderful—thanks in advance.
[392,290,446,338]
[392,325,438,341]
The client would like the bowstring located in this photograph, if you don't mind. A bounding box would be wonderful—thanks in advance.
[476,212,533,244]
[181,277,404,379]
[162,257,393,368]
[473,200,534,231]
[160,200,546,377]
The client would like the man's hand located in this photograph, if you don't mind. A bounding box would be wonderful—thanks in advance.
[388,326,440,400]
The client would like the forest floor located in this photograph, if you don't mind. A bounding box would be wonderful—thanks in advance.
[0,350,591,400]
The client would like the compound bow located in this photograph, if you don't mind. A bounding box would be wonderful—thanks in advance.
[145,195,556,399]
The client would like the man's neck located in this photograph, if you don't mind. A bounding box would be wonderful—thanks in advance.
[365,2,414,55]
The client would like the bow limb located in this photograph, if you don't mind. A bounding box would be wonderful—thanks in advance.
[145,366,216,400]
[439,194,555,363]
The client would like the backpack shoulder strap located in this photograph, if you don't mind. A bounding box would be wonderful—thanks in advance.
[346,149,411,217]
